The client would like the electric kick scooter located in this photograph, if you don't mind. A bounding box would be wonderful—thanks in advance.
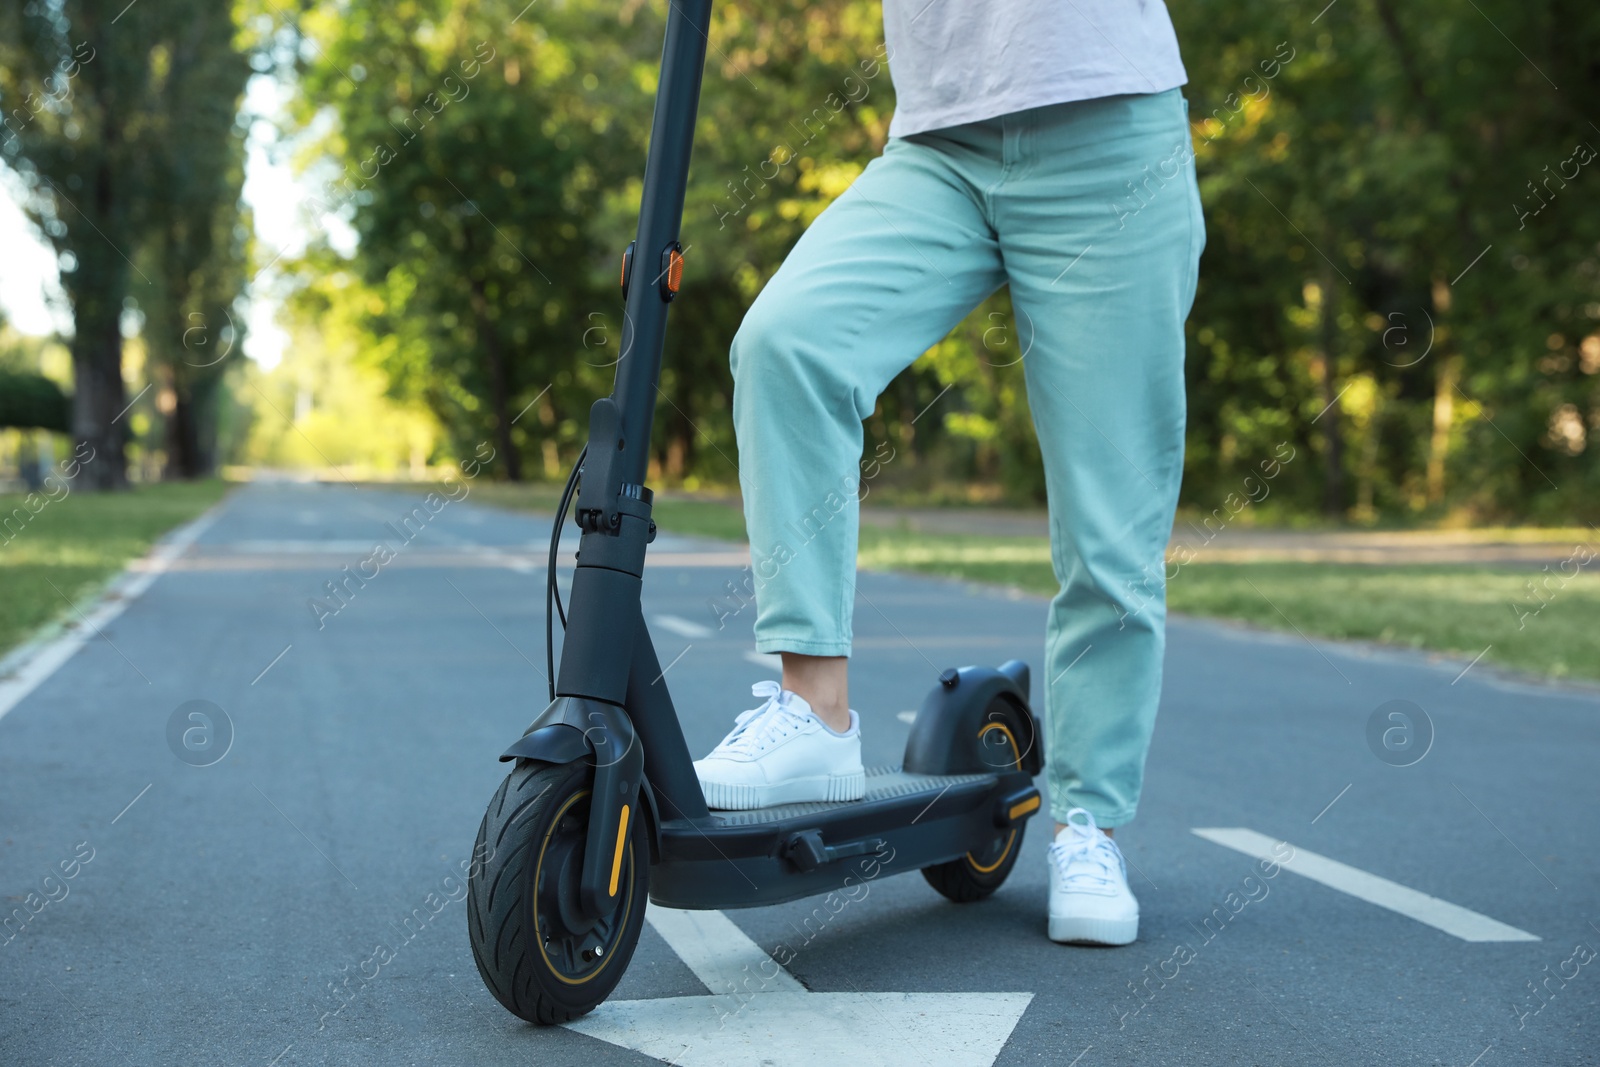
[466,0,1045,1024]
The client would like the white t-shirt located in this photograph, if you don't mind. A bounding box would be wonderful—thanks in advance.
[881,0,1188,138]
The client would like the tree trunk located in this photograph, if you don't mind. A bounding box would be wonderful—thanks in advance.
[1424,277,1457,506]
[66,158,132,491]
[1427,354,1461,505]
[1316,269,1344,518]
[468,276,521,481]
[70,291,129,491]
[165,384,204,478]
[158,309,208,480]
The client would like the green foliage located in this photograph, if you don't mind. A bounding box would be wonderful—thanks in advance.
[243,256,440,473]
[1174,0,1600,521]
[0,370,69,431]
[136,2,252,478]
[283,1,634,481]
[275,0,1600,519]
[0,0,254,487]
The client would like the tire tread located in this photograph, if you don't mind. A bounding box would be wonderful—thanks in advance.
[466,760,647,1024]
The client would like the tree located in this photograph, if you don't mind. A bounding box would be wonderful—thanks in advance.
[1172,0,1600,521]
[139,4,251,479]
[285,0,646,480]
[1,0,254,488]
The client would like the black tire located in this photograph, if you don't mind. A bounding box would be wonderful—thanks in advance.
[921,697,1031,903]
[467,759,649,1024]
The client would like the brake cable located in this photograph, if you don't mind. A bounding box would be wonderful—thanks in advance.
[545,444,587,701]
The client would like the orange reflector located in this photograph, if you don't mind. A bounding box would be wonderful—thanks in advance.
[619,252,628,291]
[666,247,684,293]
[1007,795,1041,821]
[608,804,631,897]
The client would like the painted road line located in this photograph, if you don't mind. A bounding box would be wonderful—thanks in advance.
[1192,827,1540,942]
[0,504,225,723]
[743,650,782,673]
[564,904,1032,1067]
[653,614,716,640]
[214,539,383,553]
[641,550,752,568]
[646,905,806,994]
[466,543,536,574]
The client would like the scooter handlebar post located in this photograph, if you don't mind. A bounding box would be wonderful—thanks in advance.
[577,0,713,533]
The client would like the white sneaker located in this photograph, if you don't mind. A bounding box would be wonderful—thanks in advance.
[1048,808,1139,945]
[694,680,866,810]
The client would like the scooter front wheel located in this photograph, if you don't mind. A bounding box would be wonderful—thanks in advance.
[467,759,649,1024]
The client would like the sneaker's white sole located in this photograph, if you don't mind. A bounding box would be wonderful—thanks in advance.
[700,771,866,811]
[1048,914,1139,946]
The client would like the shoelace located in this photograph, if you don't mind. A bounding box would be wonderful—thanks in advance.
[711,680,812,758]
[1049,807,1125,890]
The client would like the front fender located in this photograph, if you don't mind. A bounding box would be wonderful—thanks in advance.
[500,723,591,764]
[497,697,656,912]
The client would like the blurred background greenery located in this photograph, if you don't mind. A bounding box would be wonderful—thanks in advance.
[1,1,1597,674]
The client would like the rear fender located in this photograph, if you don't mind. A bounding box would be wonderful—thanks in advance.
[903,660,1042,777]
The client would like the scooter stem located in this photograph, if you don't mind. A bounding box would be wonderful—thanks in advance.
[574,0,713,535]
[547,0,716,852]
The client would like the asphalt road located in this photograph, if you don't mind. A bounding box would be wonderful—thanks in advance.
[2,481,1596,1066]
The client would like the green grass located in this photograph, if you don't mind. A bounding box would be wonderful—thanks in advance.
[0,479,231,657]
[857,526,1599,682]
[468,484,1599,683]
[1165,563,1597,679]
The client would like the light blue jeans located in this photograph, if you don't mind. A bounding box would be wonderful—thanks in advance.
[729,89,1204,826]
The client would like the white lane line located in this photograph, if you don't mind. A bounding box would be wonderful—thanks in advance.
[214,539,380,553]
[742,650,782,673]
[562,904,1034,1066]
[654,614,715,640]
[473,544,536,574]
[646,905,806,995]
[896,710,917,724]
[1193,827,1540,942]
[0,504,225,723]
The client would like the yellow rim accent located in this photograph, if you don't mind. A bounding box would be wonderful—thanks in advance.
[609,805,631,897]
[967,719,1025,873]
[978,722,1023,772]
[1008,795,1041,821]
[534,788,635,986]
[968,828,1017,873]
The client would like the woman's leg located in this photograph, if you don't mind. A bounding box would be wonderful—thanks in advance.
[731,129,1008,715]
[695,127,1010,809]
[994,89,1205,829]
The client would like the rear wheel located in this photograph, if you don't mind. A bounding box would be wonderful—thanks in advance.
[467,759,649,1024]
[921,698,1031,903]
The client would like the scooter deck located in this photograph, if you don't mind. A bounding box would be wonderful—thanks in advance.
[708,766,994,825]
[648,764,1039,910]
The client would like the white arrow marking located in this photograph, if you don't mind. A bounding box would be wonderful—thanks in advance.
[563,904,1033,1066]
[1192,828,1539,942]
[644,906,806,994]
[653,614,716,640]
